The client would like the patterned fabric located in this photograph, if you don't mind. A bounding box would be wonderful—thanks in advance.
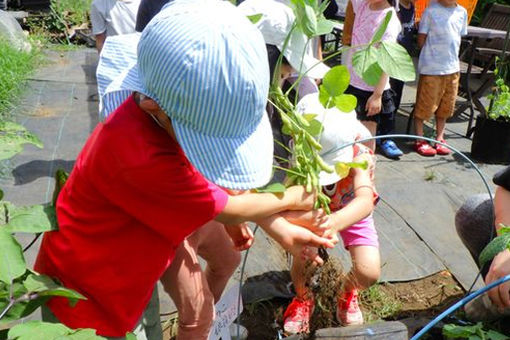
[323,144,378,212]
[418,3,468,75]
[95,0,273,190]
[347,0,401,91]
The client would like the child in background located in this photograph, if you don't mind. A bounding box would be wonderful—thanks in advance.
[378,0,416,159]
[413,0,467,156]
[282,94,381,334]
[344,0,402,151]
[90,0,141,53]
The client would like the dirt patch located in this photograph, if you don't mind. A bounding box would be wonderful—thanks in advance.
[29,105,57,117]
[240,271,465,340]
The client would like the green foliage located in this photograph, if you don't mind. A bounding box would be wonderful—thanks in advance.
[247,13,263,24]
[0,121,43,160]
[256,182,287,193]
[8,321,106,340]
[0,40,40,117]
[0,231,26,283]
[487,77,510,122]
[319,65,357,112]
[289,0,337,38]
[352,11,416,85]
[1,203,57,233]
[443,322,509,339]
[479,224,510,266]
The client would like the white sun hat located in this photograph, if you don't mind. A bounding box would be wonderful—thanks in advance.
[95,0,273,190]
[238,0,330,79]
[296,93,369,186]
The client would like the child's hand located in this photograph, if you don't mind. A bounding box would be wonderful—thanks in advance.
[323,227,340,245]
[280,209,330,235]
[285,185,318,211]
[224,223,254,251]
[365,93,382,116]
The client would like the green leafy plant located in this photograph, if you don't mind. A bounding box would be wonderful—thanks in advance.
[443,322,509,340]
[479,224,510,267]
[263,5,415,216]
[487,75,510,122]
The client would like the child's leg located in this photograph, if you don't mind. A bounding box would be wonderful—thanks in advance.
[341,245,381,294]
[435,72,460,143]
[414,117,425,137]
[413,74,442,156]
[360,120,377,151]
[291,253,315,299]
[160,221,239,340]
[283,252,317,334]
[436,116,447,141]
[195,221,241,301]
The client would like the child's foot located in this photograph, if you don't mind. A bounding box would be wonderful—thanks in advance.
[415,140,436,157]
[380,139,403,159]
[435,139,451,155]
[283,297,315,335]
[336,289,363,326]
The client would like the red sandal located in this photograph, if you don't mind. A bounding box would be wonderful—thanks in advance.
[435,139,451,155]
[415,140,436,157]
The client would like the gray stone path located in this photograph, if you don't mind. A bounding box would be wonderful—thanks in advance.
[4,48,506,317]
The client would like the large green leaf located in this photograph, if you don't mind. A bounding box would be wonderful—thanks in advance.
[352,46,382,86]
[3,204,57,233]
[247,13,262,24]
[60,329,107,339]
[443,323,482,338]
[378,41,416,82]
[8,321,70,340]
[301,4,318,38]
[334,94,357,113]
[315,17,336,36]
[0,121,43,161]
[23,274,85,307]
[318,85,335,109]
[322,65,350,97]
[486,329,510,340]
[125,333,137,340]
[479,232,510,267]
[371,11,392,43]
[0,231,26,283]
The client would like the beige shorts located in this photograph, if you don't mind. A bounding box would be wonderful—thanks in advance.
[414,73,460,121]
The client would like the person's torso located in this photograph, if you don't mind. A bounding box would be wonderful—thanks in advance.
[100,0,140,36]
[323,144,378,212]
[397,3,415,53]
[34,96,209,336]
[349,1,401,91]
[418,4,467,75]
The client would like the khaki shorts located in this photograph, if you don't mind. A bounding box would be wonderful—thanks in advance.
[414,73,460,121]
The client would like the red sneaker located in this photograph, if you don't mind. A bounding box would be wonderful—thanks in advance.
[283,297,315,335]
[415,140,437,157]
[336,289,364,326]
[435,139,451,155]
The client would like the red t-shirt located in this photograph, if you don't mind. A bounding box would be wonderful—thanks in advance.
[34,95,228,336]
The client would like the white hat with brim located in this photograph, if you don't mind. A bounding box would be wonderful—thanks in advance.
[296,93,368,186]
[96,0,274,190]
[238,0,330,79]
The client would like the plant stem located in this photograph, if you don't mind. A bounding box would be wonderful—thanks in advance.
[273,165,306,178]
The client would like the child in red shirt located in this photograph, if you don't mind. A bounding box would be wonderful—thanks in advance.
[35,1,335,338]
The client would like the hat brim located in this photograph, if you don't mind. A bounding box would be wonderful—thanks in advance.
[172,109,274,190]
[282,31,330,79]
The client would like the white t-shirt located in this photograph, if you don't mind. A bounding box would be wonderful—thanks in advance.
[418,2,468,75]
[90,0,141,36]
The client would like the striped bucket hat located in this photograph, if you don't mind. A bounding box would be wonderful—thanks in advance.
[96,0,273,190]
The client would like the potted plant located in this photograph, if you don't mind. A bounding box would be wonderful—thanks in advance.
[471,23,510,164]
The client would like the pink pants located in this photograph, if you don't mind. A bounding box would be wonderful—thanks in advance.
[160,221,240,340]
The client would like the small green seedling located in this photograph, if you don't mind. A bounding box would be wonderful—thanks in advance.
[443,322,509,340]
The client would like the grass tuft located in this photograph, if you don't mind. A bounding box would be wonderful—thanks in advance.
[0,40,41,117]
[360,283,402,322]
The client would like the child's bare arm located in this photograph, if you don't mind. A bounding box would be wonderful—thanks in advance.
[366,73,389,116]
[417,33,427,49]
[215,185,317,225]
[328,156,375,234]
[279,209,330,235]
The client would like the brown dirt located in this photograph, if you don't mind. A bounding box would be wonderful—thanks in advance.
[240,270,465,340]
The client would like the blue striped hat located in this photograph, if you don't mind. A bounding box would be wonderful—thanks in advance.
[96,0,273,190]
